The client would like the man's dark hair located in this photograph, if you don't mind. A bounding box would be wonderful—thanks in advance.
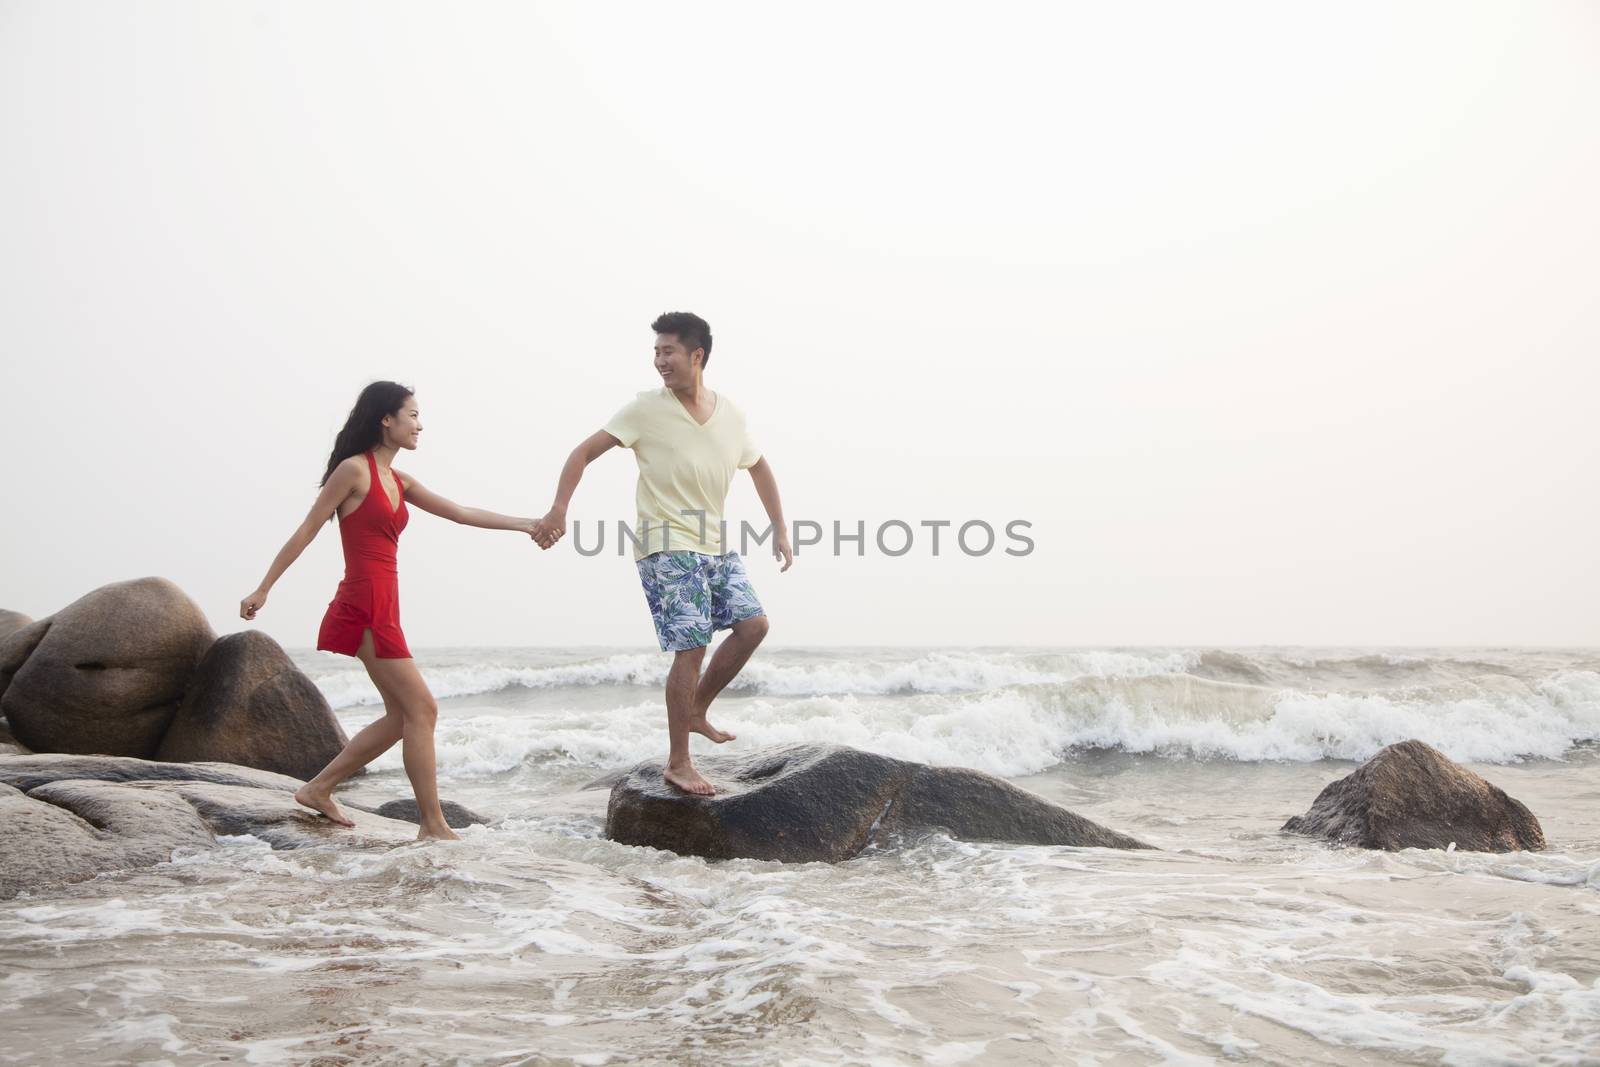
[651,311,713,368]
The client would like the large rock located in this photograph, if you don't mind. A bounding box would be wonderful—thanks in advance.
[0,716,27,755]
[0,578,215,758]
[0,752,481,828]
[0,779,216,899]
[0,752,307,794]
[154,631,350,780]
[1283,739,1546,852]
[143,779,420,851]
[0,609,32,641]
[0,753,449,898]
[605,743,1152,863]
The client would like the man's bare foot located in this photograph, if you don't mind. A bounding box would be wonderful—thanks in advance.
[663,762,716,796]
[293,785,356,827]
[416,824,461,842]
[686,715,736,744]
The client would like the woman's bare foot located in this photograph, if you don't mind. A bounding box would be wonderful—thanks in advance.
[664,761,716,795]
[293,785,356,827]
[416,823,461,842]
[686,715,736,744]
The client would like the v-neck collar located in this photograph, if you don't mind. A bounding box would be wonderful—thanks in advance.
[668,387,718,428]
[368,452,403,514]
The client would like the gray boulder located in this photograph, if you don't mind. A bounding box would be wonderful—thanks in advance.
[0,609,32,641]
[0,752,307,794]
[605,743,1152,863]
[1283,739,1546,852]
[154,630,351,780]
[0,578,215,758]
[0,752,483,897]
[0,778,216,899]
[0,716,27,755]
[143,779,421,851]
[1,612,30,752]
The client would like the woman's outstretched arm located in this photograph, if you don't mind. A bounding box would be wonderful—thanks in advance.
[396,471,537,535]
[240,460,361,620]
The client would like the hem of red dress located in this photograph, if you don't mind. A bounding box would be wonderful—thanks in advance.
[315,640,412,660]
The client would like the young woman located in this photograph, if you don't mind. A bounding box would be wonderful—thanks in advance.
[241,381,535,841]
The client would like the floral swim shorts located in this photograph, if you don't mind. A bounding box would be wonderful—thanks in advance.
[635,550,766,652]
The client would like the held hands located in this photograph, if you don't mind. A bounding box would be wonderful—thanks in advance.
[526,510,790,565]
[240,588,268,620]
[530,508,566,550]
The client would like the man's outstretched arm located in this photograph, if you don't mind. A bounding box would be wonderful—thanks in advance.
[746,457,793,572]
[533,430,619,548]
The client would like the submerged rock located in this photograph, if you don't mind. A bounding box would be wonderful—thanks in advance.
[605,743,1152,863]
[1282,739,1545,852]
[154,631,350,781]
[365,797,489,829]
[0,578,215,758]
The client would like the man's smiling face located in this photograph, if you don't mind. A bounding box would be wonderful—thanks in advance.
[654,333,702,386]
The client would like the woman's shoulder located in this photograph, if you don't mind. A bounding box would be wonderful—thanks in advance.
[331,454,370,485]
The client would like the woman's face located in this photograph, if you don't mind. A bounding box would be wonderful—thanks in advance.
[383,396,422,450]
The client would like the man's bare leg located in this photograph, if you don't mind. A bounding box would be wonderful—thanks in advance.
[664,645,715,795]
[689,614,770,742]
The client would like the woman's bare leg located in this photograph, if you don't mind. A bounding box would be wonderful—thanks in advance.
[294,630,404,827]
[360,649,458,841]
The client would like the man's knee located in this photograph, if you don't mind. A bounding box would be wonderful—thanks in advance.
[737,614,770,644]
[671,646,708,671]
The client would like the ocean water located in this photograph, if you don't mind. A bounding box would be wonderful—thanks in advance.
[3,646,1598,1065]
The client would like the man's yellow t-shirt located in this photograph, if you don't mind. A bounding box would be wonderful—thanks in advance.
[603,388,762,560]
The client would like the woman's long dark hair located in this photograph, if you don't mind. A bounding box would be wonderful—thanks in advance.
[321,381,414,487]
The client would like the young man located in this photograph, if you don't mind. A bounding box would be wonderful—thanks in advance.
[533,311,793,795]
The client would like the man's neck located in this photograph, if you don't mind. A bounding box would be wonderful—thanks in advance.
[668,374,709,404]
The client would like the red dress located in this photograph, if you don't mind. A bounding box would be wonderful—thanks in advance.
[317,451,412,659]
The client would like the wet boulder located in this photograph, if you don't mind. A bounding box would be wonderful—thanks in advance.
[147,779,420,851]
[605,742,1152,863]
[0,778,216,899]
[1283,739,1545,852]
[362,797,490,829]
[154,631,350,781]
[0,578,215,758]
[0,753,451,898]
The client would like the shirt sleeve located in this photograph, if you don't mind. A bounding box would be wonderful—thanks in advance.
[602,397,644,448]
[736,412,762,470]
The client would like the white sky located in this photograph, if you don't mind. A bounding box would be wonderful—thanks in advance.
[1,1,1596,647]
